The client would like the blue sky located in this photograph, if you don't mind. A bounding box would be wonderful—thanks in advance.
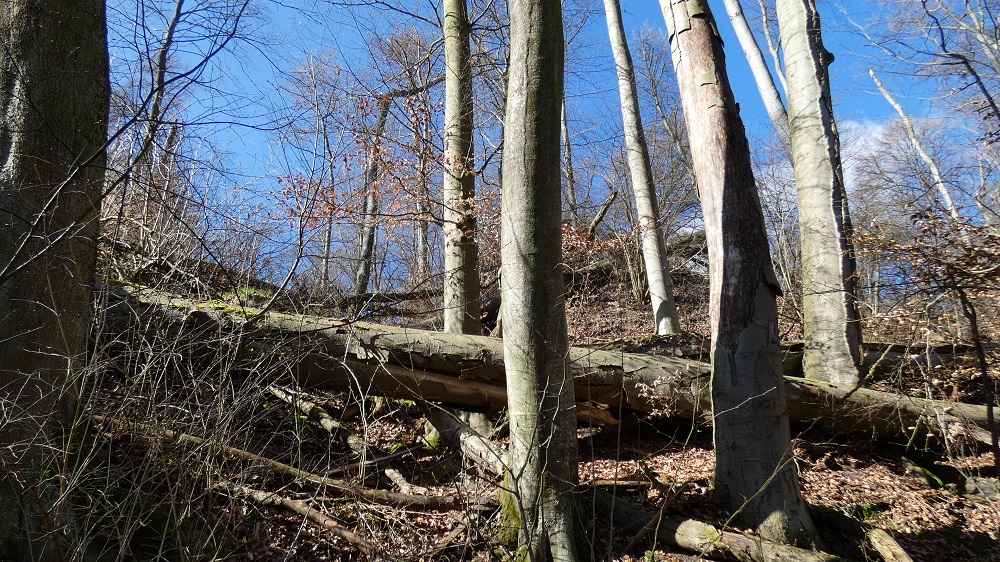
[141,0,921,182]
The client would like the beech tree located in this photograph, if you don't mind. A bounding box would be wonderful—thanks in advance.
[720,0,791,151]
[442,0,483,334]
[0,1,109,559]
[661,0,818,545]
[775,0,863,385]
[602,0,682,335]
[500,0,582,556]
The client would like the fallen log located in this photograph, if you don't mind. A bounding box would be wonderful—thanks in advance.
[99,284,995,445]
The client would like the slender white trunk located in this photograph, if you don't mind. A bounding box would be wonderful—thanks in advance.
[561,98,579,224]
[721,0,792,151]
[870,70,962,223]
[603,0,682,335]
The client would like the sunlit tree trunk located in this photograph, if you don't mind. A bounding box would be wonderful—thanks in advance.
[0,1,109,559]
[442,0,483,334]
[661,0,818,546]
[720,0,792,151]
[603,0,682,335]
[501,0,582,556]
[775,0,862,385]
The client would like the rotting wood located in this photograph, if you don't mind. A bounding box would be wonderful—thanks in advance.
[99,284,996,445]
[654,516,845,562]
[866,528,913,562]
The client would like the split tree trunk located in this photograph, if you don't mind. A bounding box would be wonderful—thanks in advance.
[603,0,682,335]
[661,0,817,545]
[775,0,863,386]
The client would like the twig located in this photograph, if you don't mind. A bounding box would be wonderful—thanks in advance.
[268,385,384,460]
[215,480,377,558]
[93,415,467,511]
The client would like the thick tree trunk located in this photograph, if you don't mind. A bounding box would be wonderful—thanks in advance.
[603,0,682,336]
[103,285,998,449]
[0,1,109,559]
[775,0,863,386]
[442,0,483,335]
[502,0,584,556]
[661,0,817,545]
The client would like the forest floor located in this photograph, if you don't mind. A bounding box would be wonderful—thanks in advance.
[84,276,1000,561]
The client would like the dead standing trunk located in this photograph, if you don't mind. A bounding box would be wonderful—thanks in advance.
[603,0,683,335]
[661,0,818,545]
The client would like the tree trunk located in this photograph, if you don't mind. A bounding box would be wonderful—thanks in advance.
[561,97,579,224]
[661,0,817,545]
[442,0,483,335]
[501,0,583,557]
[103,284,999,446]
[353,100,391,300]
[603,0,682,336]
[775,0,863,386]
[0,1,109,559]
[720,0,792,151]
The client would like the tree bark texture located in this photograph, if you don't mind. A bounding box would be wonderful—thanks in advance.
[0,1,109,559]
[501,0,583,557]
[661,0,817,545]
[104,286,999,463]
[775,0,863,386]
[603,0,682,336]
[442,0,483,335]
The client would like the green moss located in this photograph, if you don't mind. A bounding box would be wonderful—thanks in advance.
[497,485,521,548]
[422,431,444,453]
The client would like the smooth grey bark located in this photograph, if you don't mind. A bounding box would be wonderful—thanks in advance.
[442,0,483,335]
[775,0,862,386]
[720,0,792,151]
[0,1,109,559]
[501,0,582,556]
[603,0,682,336]
[661,0,817,545]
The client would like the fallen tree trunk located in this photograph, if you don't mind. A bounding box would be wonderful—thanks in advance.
[99,284,995,445]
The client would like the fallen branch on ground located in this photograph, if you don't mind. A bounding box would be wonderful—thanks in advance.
[92,415,471,512]
[214,480,377,558]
